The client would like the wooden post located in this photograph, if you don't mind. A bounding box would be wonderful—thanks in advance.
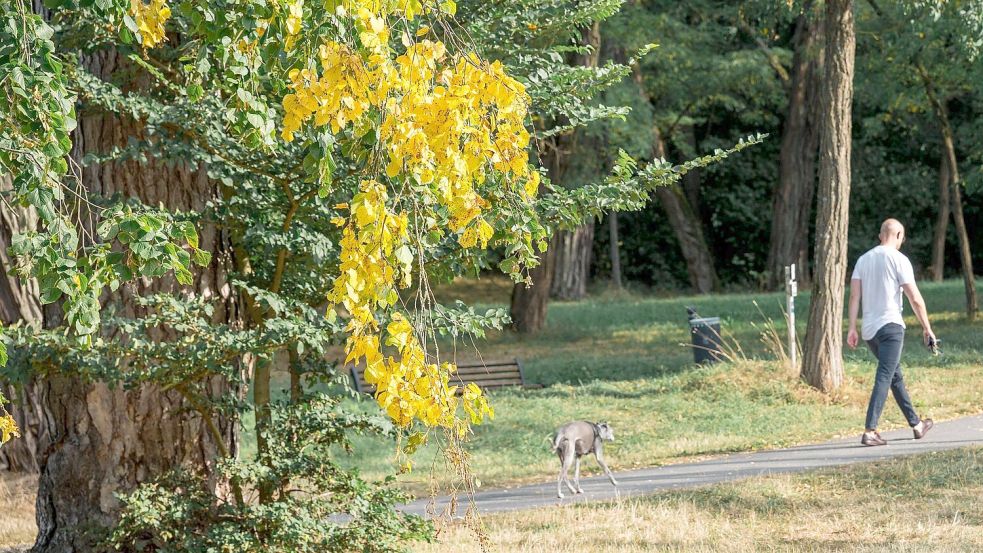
[786,264,798,370]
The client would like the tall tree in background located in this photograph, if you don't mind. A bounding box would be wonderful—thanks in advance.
[921,76,978,320]
[550,22,602,301]
[765,3,824,289]
[506,1,633,332]
[802,0,855,392]
[650,128,719,293]
[911,9,980,320]
[604,1,783,294]
[862,0,981,319]
[928,153,950,282]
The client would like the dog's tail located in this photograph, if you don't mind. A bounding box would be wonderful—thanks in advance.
[551,433,565,453]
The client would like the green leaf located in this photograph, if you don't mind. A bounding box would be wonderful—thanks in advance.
[40,286,62,304]
[191,248,212,267]
[187,84,204,102]
[174,266,193,286]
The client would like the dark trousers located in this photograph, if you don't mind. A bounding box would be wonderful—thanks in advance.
[864,323,921,431]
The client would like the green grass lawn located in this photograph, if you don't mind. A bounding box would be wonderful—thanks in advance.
[246,278,983,493]
[420,447,983,552]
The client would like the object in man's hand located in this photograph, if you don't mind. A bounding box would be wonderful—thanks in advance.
[926,337,942,356]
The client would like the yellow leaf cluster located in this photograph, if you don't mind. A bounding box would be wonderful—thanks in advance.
[329,182,492,430]
[281,43,374,141]
[129,0,171,49]
[280,10,538,250]
[287,8,533,433]
[329,180,409,328]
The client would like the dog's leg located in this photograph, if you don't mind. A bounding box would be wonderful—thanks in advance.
[595,449,618,487]
[557,443,575,498]
[556,446,566,499]
[574,457,583,494]
[562,447,578,495]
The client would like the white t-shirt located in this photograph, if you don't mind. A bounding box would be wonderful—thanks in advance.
[851,245,916,340]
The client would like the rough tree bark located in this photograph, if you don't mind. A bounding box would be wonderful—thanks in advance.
[766,7,823,290]
[550,225,595,300]
[6,49,242,552]
[509,240,557,333]
[801,0,855,393]
[928,154,950,282]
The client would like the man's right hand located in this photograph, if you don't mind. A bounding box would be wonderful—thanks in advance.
[847,328,859,349]
[924,329,937,348]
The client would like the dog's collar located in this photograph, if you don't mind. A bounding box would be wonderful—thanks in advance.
[590,421,601,437]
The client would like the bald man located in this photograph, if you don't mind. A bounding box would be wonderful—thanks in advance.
[847,219,935,446]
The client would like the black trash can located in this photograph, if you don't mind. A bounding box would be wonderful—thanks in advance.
[689,316,723,364]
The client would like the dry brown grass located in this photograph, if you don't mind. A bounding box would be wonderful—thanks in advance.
[0,473,35,551]
[418,447,983,553]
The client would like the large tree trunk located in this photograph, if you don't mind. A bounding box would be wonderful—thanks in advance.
[608,212,623,290]
[766,8,823,290]
[12,49,241,552]
[928,154,950,282]
[510,241,557,333]
[550,224,595,300]
[801,0,854,393]
[652,135,719,294]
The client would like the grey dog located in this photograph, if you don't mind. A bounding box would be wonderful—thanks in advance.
[551,421,618,498]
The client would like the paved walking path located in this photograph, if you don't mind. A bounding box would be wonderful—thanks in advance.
[401,414,983,516]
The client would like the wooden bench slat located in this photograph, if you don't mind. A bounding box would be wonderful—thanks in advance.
[356,371,521,383]
[457,361,522,369]
[355,366,522,378]
[451,368,522,376]
[452,376,523,384]
[349,357,534,395]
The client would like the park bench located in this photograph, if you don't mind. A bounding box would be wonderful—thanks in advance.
[350,358,540,395]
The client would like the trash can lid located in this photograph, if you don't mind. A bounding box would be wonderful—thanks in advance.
[689,317,721,325]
